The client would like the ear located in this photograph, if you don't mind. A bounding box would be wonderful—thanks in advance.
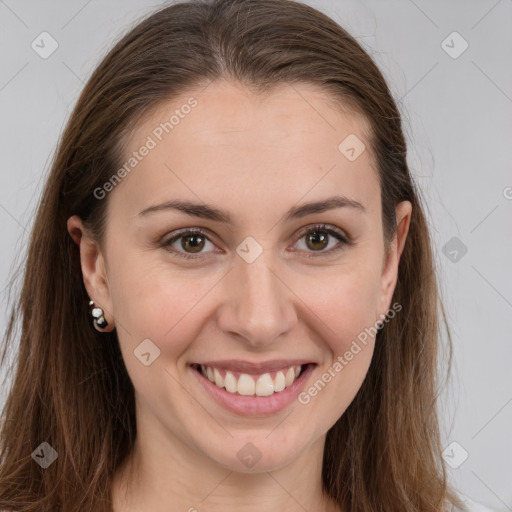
[67,215,115,331]
[376,200,412,322]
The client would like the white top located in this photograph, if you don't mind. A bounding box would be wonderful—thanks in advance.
[452,492,497,512]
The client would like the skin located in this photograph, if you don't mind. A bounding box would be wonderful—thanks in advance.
[67,79,411,512]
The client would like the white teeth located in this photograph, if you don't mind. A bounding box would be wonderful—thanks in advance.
[285,367,295,387]
[274,371,285,392]
[213,367,224,388]
[255,373,274,396]
[237,374,255,395]
[224,371,237,393]
[199,364,304,397]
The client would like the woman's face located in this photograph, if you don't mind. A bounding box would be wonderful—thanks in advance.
[70,79,411,473]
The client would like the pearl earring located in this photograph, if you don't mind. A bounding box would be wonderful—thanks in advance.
[88,300,109,331]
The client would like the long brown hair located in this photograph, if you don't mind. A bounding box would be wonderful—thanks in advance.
[0,0,467,510]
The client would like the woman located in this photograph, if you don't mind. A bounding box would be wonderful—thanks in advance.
[0,0,495,510]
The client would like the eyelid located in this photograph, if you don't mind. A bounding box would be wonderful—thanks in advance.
[294,223,350,243]
[159,223,352,259]
[291,223,352,258]
[158,227,217,260]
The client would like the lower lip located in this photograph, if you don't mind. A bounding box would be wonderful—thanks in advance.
[190,363,316,416]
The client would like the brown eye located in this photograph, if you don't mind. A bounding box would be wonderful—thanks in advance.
[304,230,329,251]
[161,228,217,259]
[294,224,351,257]
[180,233,206,253]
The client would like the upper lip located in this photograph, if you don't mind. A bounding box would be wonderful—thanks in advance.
[193,359,314,374]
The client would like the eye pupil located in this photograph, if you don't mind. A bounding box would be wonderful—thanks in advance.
[306,230,328,251]
[182,234,205,253]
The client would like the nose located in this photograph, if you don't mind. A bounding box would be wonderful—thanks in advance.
[216,248,297,348]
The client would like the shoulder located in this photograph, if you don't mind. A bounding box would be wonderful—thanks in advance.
[451,492,497,512]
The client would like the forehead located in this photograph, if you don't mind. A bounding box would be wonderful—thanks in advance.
[132,79,371,150]
[110,80,379,223]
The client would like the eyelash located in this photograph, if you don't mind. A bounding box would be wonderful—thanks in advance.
[159,224,352,260]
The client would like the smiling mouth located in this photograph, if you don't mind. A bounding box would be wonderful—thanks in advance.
[191,363,313,398]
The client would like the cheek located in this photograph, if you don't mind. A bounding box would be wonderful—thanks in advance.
[108,250,221,356]
[296,262,382,350]
[292,274,379,426]
[107,257,222,422]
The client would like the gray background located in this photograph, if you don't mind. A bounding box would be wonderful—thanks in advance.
[1,0,511,510]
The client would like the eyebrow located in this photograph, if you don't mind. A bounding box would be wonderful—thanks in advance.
[138,195,366,223]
